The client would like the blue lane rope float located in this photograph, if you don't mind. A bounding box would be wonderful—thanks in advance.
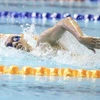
[0,11,100,21]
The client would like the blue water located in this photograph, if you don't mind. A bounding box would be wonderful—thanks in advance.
[0,0,100,14]
[0,1,100,100]
[0,75,100,100]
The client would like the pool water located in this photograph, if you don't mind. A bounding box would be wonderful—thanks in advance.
[0,75,100,100]
[0,1,100,100]
[0,0,100,14]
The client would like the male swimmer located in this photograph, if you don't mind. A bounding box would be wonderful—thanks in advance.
[5,17,100,53]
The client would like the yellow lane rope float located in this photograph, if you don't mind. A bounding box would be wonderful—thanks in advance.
[0,65,100,78]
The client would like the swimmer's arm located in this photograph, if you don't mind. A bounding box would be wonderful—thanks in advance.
[60,17,100,52]
[60,17,84,41]
[38,17,84,43]
[36,17,100,52]
[36,28,52,46]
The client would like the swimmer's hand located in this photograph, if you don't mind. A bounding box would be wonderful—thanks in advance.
[79,36,100,53]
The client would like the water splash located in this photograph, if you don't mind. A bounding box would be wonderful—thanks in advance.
[53,32,100,69]
[0,24,100,69]
[21,24,37,47]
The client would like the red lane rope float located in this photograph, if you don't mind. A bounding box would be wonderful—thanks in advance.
[0,65,100,78]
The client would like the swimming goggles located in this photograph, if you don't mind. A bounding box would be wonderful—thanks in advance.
[6,36,21,47]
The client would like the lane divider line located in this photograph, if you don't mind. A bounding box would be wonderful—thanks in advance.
[0,65,100,78]
[0,11,100,21]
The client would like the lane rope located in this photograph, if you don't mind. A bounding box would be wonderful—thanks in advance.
[0,11,100,21]
[0,65,100,78]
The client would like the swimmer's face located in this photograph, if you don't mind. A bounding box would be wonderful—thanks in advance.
[5,36,33,52]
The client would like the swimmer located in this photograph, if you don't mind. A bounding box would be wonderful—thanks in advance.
[5,17,100,53]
